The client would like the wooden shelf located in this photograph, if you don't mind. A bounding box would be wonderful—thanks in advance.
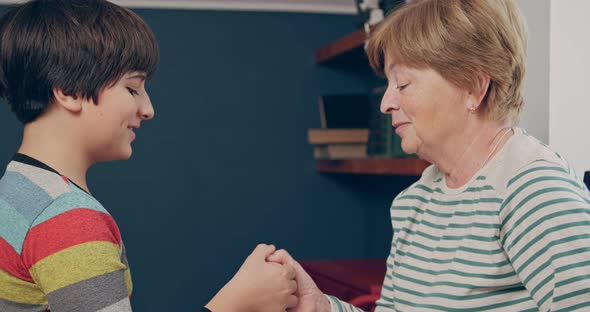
[316,158,430,175]
[315,29,368,65]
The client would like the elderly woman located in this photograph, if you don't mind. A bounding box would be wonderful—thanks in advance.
[269,0,590,311]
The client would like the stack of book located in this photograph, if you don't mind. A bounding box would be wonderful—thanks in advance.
[308,90,412,160]
[308,128,370,159]
[308,94,371,160]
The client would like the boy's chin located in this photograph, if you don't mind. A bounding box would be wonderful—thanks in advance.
[120,149,133,160]
[100,148,133,162]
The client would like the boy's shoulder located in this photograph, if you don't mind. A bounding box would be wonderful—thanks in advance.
[0,159,108,254]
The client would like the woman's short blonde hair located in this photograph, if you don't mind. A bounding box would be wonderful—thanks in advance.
[367,0,528,122]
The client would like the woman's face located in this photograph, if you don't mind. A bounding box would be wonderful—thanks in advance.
[381,62,472,157]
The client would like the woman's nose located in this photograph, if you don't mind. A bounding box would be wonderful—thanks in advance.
[380,86,400,114]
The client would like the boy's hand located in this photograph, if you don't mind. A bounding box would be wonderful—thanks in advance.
[267,250,331,312]
[206,244,298,312]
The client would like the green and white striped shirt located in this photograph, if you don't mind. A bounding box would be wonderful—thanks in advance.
[328,128,590,311]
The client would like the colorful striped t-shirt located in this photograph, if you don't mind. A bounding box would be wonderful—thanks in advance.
[0,154,132,312]
[328,128,590,311]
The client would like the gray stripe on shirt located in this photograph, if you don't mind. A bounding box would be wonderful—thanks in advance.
[0,299,47,312]
[47,270,129,312]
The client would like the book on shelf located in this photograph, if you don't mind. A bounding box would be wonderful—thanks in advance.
[314,144,368,160]
[319,94,371,129]
[308,128,369,145]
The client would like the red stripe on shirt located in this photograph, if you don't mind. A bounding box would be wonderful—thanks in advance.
[21,208,121,269]
[0,237,33,282]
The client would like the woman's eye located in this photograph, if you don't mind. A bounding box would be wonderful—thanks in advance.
[126,87,139,96]
[396,83,409,91]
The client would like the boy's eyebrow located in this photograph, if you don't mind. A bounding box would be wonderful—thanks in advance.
[126,73,147,81]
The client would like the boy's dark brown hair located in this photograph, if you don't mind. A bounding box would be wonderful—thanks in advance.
[0,0,159,124]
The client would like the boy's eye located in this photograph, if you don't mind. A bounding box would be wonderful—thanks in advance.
[126,87,139,96]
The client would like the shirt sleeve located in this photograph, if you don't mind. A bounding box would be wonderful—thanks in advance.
[499,160,590,311]
[325,295,366,312]
[373,237,396,311]
[21,193,133,312]
[325,225,397,312]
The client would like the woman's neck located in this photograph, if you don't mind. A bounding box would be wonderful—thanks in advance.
[425,121,513,189]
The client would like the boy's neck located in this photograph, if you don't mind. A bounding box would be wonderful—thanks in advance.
[18,121,92,194]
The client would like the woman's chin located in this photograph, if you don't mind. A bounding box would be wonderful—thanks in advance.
[401,142,417,156]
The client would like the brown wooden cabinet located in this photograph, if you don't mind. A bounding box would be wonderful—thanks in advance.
[315,28,368,65]
[317,158,430,175]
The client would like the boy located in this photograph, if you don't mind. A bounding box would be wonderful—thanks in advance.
[0,1,297,311]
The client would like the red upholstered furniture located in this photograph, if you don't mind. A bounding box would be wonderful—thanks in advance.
[299,259,387,312]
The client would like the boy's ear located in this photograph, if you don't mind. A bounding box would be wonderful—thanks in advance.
[53,88,82,113]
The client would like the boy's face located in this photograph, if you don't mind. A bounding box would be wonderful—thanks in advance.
[82,72,154,162]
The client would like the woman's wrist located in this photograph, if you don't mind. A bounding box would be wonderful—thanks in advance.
[315,292,332,312]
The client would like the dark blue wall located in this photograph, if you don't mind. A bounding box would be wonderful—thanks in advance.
[0,7,417,311]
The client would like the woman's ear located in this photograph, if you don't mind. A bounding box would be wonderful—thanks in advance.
[53,88,82,113]
[465,73,491,113]
[474,73,491,104]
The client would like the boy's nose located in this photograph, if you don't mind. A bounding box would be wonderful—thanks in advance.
[139,94,154,120]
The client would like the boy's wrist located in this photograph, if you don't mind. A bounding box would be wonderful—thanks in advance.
[205,296,236,312]
[205,281,250,312]
[205,300,249,312]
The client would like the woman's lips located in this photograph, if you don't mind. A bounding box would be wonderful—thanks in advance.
[393,122,410,135]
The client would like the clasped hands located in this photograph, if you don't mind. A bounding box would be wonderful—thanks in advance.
[206,244,331,312]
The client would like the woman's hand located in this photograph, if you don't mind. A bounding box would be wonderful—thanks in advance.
[267,249,331,312]
[206,244,298,312]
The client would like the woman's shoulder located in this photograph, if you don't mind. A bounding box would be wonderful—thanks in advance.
[486,127,578,192]
[508,127,563,162]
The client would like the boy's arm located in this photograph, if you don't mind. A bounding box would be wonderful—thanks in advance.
[22,198,132,312]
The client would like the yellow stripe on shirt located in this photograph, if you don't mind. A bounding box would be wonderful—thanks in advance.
[0,269,47,305]
[29,241,125,294]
